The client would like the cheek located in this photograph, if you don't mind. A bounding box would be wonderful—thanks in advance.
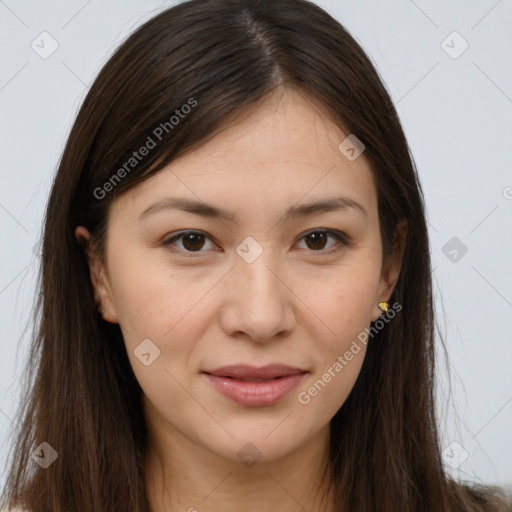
[107,249,193,336]
[297,259,379,410]
[311,259,380,337]
[108,254,220,382]
[297,299,370,419]
[312,284,371,389]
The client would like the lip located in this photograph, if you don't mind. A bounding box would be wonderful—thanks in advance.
[203,364,308,407]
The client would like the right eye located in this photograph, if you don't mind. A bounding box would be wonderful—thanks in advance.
[161,230,220,254]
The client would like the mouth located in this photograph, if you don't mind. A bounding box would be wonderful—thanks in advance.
[202,364,308,407]
[204,364,306,379]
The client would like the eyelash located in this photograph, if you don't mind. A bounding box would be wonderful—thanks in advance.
[161,229,352,256]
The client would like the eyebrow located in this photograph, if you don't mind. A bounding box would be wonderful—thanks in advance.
[137,195,368,222]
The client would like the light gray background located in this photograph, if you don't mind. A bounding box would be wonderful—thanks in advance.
[1,0,511,492]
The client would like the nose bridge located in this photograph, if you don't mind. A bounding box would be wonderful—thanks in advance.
[223,237,294,341]
[235,239,284,309]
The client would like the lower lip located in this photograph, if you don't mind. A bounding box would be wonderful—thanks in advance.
[204,373,307,407]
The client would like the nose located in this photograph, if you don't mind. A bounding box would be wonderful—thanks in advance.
[218,248,296,343]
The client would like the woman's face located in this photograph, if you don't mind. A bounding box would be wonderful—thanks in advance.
[78,88,404,465]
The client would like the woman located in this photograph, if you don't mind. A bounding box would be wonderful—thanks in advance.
[1,0,510,510]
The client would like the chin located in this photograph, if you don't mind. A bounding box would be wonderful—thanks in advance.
[201,418,318,464]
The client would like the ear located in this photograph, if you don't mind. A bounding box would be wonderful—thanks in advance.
[75,226,118,323]
[372,218,408,322]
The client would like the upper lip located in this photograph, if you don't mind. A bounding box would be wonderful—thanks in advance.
[203,364,307,379]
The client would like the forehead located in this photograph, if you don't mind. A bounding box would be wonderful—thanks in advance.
[179,88,361,173]
[111,88,378,223]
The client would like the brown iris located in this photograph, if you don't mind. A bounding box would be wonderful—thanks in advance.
[181,233,206,251]
[304,231,328,251]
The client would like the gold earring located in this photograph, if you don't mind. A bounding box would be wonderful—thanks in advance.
[378,302,389,312]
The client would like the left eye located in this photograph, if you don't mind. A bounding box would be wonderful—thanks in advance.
[296,230,348,252]
[162,229,350,254]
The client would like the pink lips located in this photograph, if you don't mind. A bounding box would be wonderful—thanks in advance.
[203,364,307,407]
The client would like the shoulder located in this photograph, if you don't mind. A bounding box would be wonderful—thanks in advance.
[448,480,512,512]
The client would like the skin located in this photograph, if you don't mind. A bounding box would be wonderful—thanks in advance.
[76,87,407,512]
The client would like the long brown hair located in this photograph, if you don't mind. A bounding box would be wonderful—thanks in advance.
[1,0,510,510]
